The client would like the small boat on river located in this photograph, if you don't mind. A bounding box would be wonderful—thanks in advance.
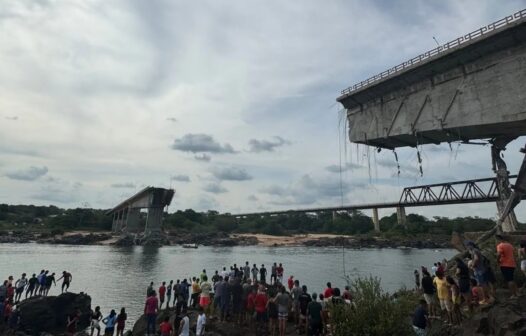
[182,243,198,249]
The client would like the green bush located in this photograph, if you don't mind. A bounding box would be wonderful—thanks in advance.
[331,276,414,336]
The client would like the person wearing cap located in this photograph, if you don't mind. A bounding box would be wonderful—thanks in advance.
[496,234,519,298]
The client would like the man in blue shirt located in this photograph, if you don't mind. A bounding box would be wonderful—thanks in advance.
[412,299,430,335]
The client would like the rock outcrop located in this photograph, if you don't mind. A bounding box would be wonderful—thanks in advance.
[16,292,91,335]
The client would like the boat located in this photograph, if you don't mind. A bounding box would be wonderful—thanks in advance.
[182,243,198,249]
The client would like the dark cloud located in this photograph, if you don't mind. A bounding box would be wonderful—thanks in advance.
[325,162,363,173]
[171,134,236,154]
[171,174,190,182]
[166,117,177,123]
[203,183,228,194]
[111,182,135,188]
[5,116,18,121]
[247,195,259,201]
[194,154,212,162]
[212,166,252,181]
[248,136,290,153]
[5,166,48,181]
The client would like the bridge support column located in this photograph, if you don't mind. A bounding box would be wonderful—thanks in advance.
[145,207,163,236]
[492,138,518,232]
[372,208,380,232]
[396,206,407,228]
[112,212,118,233]
[126,208,141,233]
[332,211,337,221]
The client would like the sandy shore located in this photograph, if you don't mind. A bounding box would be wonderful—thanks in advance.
[232,233,353,246]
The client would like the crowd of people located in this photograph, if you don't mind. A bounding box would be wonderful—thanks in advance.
[0,269,73,331]
[411,235,525,336]
[141,261,352,336]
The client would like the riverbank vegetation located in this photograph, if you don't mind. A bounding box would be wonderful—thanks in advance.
[0,203,497,237]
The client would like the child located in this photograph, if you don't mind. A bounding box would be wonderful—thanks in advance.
[433,270,452,325]
[446,276,462,325]
[160,316,172,336]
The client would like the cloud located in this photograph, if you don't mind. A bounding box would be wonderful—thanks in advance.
[261,174,367,205]
[203,182,228,194]
[171,134,236,154]
[171,174,190,182]
[211,166,252,181]
[377,159,420,175]
[247,194,259,201]
[166,117,177,123]
[111,182,136,188]
[248,136,290,153]
[325,162,363,173]
[194,154,212,162]
[4,116,18,121]
[5,166,48,181]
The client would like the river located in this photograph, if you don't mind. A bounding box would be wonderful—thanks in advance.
[0,243,456,327]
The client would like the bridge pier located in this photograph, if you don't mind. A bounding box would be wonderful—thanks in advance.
[491,138,518,232]
[145,207,163,236]
[396,206,407,228]
[372,208,380,232]
[126,208,141,233]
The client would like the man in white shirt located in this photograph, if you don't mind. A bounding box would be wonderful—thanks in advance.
[196,307,206,336]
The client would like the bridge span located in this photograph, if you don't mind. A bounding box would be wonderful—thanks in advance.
[235,175,521,232]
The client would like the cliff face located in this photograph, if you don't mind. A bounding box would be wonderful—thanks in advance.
[16,292,91,336]
[429,292,526,336]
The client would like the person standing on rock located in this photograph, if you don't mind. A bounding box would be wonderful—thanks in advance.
[144,291,159,335]
[166,280,173,308]
[159,281,167,309]
[178,311,190,336]
[115,307,127,336]
[102,309,117,336]
[26,273,38,299]
[276,263,284,284]
[219,276,231,322]
[57,271,73,293]
[172,279,180,308]
[271,263,277,285]
[0,280,7,303]
[35,270,44,295]
[199,275,212,314]
[412,299,430,336]
[260,264,267,284]
[159,316,172,336]
[467,242,493,304]
[496,234,519,298]
[307,292,323,336]
[146,282,154,297]
[243,262,250,281]
[196,306,207,336]
[38,270,48,296]
[252,264,259,283]
[14,273,28,303]
[212,270,220,287]
[90,306,102,336]
[44,272,56,296]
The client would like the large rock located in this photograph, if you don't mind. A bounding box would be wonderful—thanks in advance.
[16,292,91,335]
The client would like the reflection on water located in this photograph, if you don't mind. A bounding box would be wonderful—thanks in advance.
[0,244,455,326]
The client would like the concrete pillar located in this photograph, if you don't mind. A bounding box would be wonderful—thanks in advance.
[332,211,337,221]
[144,207,163,236]
[126,208,141,233]
[396,206,407,228]
[112,212,118,233]
[372,208,380,232]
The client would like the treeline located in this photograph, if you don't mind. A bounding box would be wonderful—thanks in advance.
[165,209,496,236]
[0,204,112,231]
[0,203,497,235]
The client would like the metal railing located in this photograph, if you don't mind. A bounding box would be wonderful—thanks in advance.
[340,9,526,96]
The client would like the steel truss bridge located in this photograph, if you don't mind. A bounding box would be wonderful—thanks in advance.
[235,175,520,217]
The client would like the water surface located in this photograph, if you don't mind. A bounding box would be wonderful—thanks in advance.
[0,244,456,327]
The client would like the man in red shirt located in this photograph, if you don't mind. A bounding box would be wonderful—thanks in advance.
[159,316,172,336]
[159,282,167,309]
[324,282,333,299]
[254,285,268,334]
[496,235,518,298]
[144,291,159,335]
[277,263,284,284]
[287,276,294,291]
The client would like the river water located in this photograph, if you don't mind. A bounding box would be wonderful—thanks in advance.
[0,243,455,327]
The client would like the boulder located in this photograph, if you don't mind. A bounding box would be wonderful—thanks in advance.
[16,292,91,335]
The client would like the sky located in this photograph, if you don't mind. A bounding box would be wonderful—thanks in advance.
[0,0,525,221]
